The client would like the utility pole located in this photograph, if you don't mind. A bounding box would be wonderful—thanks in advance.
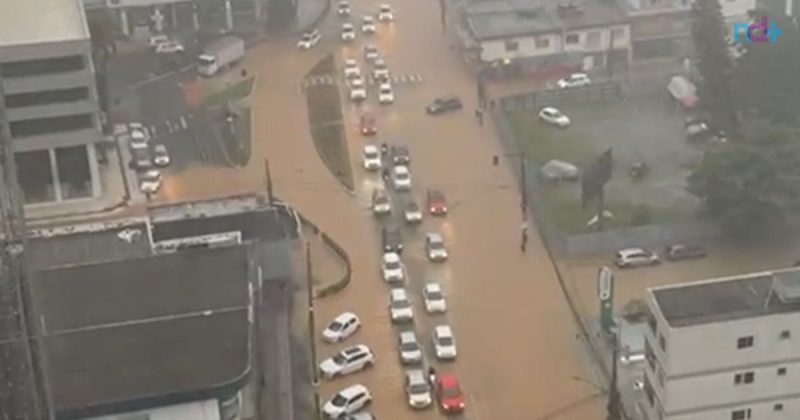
[520,155,528,219]
[305,244,321,417]
[0,74,52,419]
[264,158,274,205]
[606,333,623,420]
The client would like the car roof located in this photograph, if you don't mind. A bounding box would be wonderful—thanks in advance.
[435,325,452,336]
[394,165,409,174]
[364,144,378,152]
[340,383,369,397]
[399,330,417,341]
[343,23,354,28]
[438,95,460,101]
[425,283,442,293]
[334,311,357,323]
[618,248,646,256]
[383,252,400,262]
[541,106,559,112]
[407,369,426,382]
[342,344,369,355]
[438,373,460,387]
[426,233,443,242]
[380,83,392,89]
[380,3,391,7]
[570,72,588,77]
[365,44,377,49]
[390,288,408,299]
[364,14,374,19]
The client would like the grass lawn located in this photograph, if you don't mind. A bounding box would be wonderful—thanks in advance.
[508,108,600,167]
[311,123,354,191]
[222,107,252,167]
[205,77,255,108]
[306,85,343,124]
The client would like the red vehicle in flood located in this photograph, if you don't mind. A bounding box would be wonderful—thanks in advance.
[435,373,465,413]
[427,189,448,215]
[360,113,377,136]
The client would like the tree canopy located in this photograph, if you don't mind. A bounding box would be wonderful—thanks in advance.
[688,122,800,236]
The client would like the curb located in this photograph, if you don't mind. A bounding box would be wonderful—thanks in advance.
[292,209,352,297]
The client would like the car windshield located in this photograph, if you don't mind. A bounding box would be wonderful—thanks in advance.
[429,241,444,250]
[302,34,312,40]
[407,202,419,211]
[332,354,347,364]
[392,299,410,309]
[331,394,348,406]
[396,172,408,180]
[381,87,391,94]
[375,196,388,204]
[426,290,443,300]
[365,149,378,158]
[438,336,453,346]
[409,383,429,394]
[441,384,462,398]
[328,321,343,331]
[401,341,419,351]
[385,260,399,270]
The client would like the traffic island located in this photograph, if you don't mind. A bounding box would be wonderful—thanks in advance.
[304,55,354,192]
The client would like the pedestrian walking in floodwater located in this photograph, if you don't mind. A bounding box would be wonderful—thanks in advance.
[475,108,484,126]
[521,222,528,252]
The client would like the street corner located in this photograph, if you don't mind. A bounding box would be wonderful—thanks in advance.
[183,78,208,109]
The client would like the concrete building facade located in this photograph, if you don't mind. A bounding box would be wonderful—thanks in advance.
[0,0,104,206]
[642,268,800,420]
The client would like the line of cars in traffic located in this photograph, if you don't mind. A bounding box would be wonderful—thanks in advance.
[126,123,171,195]
[316,142,467,418]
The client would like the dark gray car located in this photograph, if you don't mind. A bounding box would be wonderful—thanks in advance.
[382,226,403,253]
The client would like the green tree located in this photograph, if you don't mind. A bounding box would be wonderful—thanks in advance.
[732,14,800,126]
[688,121,800,236]
[691,0,738,131]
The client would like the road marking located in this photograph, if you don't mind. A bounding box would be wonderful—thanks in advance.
[180,116,188,129]
[130,63,195,89]
[166,121,174,133]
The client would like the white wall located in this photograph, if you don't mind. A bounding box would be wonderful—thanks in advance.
[644,398,800,420]
[478,25,630,62]
[84,399,221,420]
[719,0,757,20]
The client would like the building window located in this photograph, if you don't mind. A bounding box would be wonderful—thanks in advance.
[780,330,791,339]
[9,114,93,138]
[774,403,784,411]
[658,334,666,351]
[55,146,92,199]
[732,408,751,420]
[15,150,55,203]
[535,37,550,48]
[0,55,85,78]
[504,40,519,52]
[611,28,625,42]
[778,367,787,376]
[734,372,755,384]
[737,336,754,349]
[565,33,579,44]
[5,87,90,108]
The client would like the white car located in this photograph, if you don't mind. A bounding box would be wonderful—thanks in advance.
[323,384,373,419]
[152,144,170,167]
[405,370,432,409]
[148,34,169,49]
[378,4,394,21]
[557,72,591,89]
[378,83,394,104]
[538,107,571,128]
[128,122,150,150]
[433,325,457,360]
[155,40,184,54]
[404,198,423,224]
[362,145,381,170]
[381,252,405,283]
[343,59,361,79]
[392,165,411,190]
[322,312,361,343]
[361,16,376,33]
[372,189,391,215]
[341,23,356,41]
[615,248,661,268]
[298,29,321,49]
[425,233,448,262]
[337,0,351,16]
[389,288,414,323]
[138,169,162,194]
[372,58,389,80]
[423,283,447,313]
[398,331,423,364]
[319,344,375,379]
[363,44,379,62]
[349,77,367,101]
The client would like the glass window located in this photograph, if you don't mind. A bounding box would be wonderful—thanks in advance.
[55,146,92,199]
[16,150,55,203]
[737,336,754,349]
[1,55,84,78]
[10,114,93,138]
[536,37,550,48]
[5,87,89,108]
[504,40,519,51]
[778,367,787,375]
[565,33,580,44]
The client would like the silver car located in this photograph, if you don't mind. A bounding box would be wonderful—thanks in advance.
[398,331,422,364]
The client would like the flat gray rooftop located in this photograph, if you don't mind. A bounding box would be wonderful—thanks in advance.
[32,246,252,417]
[28,223,152,268]
[651,270,800,328]
[0,0,89,47]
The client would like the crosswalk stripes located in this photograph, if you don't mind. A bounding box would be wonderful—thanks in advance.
[299,73,424,92]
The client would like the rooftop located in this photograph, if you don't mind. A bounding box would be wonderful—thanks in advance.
[651,268,800,328]
[28,222,152,268]
[32,246,252,417]
[0,0,89,48]
[464,0,627,40]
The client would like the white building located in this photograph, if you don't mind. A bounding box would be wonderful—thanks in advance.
[0,0,104,206]
[459,0,631,75]
[643,268,800,420]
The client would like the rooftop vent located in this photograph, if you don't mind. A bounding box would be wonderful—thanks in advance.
[772,269,800,304]
[557,1,584,16]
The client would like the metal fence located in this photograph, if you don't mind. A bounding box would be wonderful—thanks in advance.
[499,81,623,113]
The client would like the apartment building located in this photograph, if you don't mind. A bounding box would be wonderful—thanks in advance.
[458,0,631,75]
[643,268,800,420]
[0,0,104,206]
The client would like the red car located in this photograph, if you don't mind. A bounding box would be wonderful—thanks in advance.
[436,373,465,413]
[360,113,377,136]
[427,189,448,215]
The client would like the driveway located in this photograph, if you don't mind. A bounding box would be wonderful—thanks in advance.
[159,1,605,419]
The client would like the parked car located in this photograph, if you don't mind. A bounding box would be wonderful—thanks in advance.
[425,233,448,262]
[392,165,411,190]
[361,15,376,33]
[614,248,660,268]
[557,72,591,88]
[298,29,322,49]
[382,225,403,254]
[667,75,698,108]
[391,145,410,165]
[427,189,448,215]
[341,23,356,41]
[155,40,184,54]
[389,288,414,323]
[433,325,457,360]
[435,373,465,413]
[405,370,432,409]
[337,0,351,16]
[426,96,463,115]
[323,384,372,419]
[404,198,423,224]
[138,169,162,194]
[360,113,377,136]
[322,312,361,343]
[378,4,395,22]
[152,144,170,167]
[372,188,391,215]
[132,148,153,170]
[319,344,375,379]
[148,34,169,49]
[423,283,447,313]
[664,244,707,261]
[381,252,405,283]
[398,331,423,364]
[128,122,151,150]
[540,159,579,182]
[538,106,571,127]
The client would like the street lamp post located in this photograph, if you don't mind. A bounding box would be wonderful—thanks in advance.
[305,244,321,417]
[606,332,623,420]
[495,152,528,220]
